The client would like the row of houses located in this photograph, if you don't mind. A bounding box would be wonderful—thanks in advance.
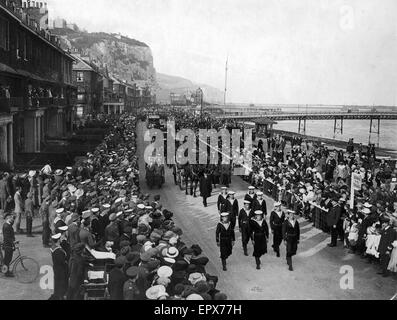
[0,0,154,170]
[72,53,153,117]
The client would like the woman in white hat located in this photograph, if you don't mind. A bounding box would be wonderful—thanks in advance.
[270,202,285,257]
[216,212,235,271]
[282,210,300,271]
[249,210,269,270]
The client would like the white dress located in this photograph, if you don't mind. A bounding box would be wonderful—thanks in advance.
[365,234,381,258]
[387,240,397,273]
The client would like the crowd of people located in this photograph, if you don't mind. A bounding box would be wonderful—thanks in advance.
[2,105,397,300]
[249,134,397,278]
[1,113,227,300]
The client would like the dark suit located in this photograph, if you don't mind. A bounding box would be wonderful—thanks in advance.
[108,267,128,300]
[270,210,286,254]
[217,194,227,213]
[224,199,239,229]
[216,222,235,260]
[67,223,81,249]
[2,222,15,270]
[249,218,269,258]
[67,254,87,300]
[327,204,341,246]
[51,246,69,300]
[282,219,300,258]
[238,208,251,251]
[378,226,397,274]
[199,176,212,207]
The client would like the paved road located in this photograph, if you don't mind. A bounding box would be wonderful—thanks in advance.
[0,121,395,300]
[137,121,397,300]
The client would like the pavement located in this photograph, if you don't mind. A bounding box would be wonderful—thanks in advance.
[0,217,52,300]
[0,121,395,300]
[136,121,397,300]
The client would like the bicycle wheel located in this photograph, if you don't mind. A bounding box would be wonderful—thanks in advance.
[13,257,40,284]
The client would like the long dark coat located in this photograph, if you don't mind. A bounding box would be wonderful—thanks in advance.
[238,208,251,245]
[108,267,128,300]
[199,176,212,198]
[253,198,268,216]
[378,227,397,255]
[216,222,235,260]
[249,218,269,257]
[282,219,300,258]
[51,246,69,299]
[270,210,286,248]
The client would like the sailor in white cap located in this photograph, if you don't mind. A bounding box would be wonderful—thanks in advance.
[239,200,252,256]
[54,208,67,234]
[253,191,268,217]
[216,212,235,271]
[244,186,257,210]
[249,210,269,270]
[217,186,229,214]
[269,202,285,257]
[50,233,69,300]
[224,191,239,230]
[282,210,300,271]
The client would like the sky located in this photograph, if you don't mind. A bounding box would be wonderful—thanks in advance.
[46,0,397,105]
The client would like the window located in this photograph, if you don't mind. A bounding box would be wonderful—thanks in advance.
[0,16,9,50]
[77,94,85,101]
[76,106,84,117]
[77,72,84,82]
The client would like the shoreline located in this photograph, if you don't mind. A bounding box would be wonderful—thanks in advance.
[265,129,397,159]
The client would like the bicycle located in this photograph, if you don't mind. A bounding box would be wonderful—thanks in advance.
[0,241,40,284]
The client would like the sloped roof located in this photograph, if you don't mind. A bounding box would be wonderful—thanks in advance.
[72,54,95,71]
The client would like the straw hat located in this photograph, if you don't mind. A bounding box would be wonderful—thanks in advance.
[145,285,166,300]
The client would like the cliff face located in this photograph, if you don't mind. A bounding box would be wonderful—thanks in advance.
[52,28,156,85]
[156,73,224,104]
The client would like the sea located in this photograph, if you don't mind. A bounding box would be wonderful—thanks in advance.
[223,105,397,152]
[274,119,397,152]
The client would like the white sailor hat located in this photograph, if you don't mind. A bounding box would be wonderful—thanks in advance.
[362,208,371,214]
[221,187,227,190]
[56,208,65,214]
[228,191,235,195]
[58,226,68,232]
[248,186,255,190]
[254,210,264,215]
[244,200,251,204]
[137,204,145,210]
[51,233,62,240]
[256,191,264,196]
[364,202,372,208]
[102,204,111,209]
[220,212,230,217]
[274,202,282,207]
